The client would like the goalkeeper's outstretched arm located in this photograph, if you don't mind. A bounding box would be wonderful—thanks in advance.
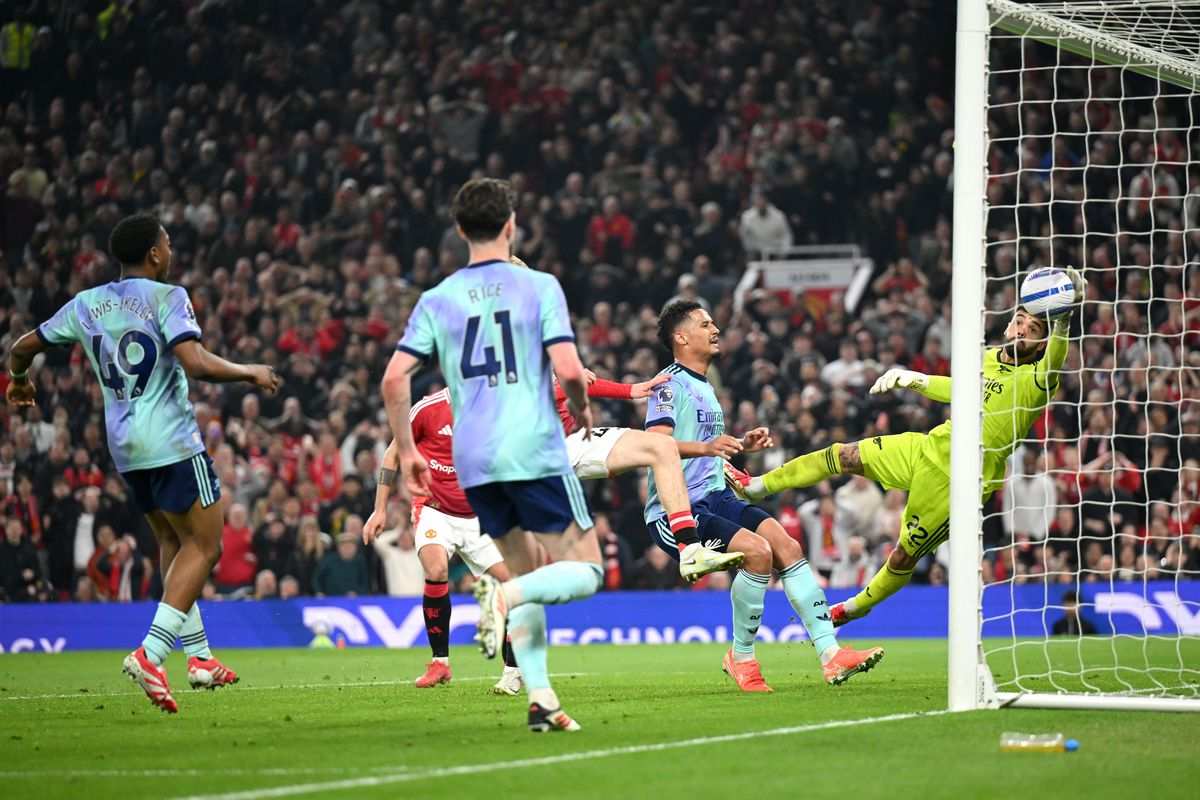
[1034,315,1071,391]
[870,368,951,403]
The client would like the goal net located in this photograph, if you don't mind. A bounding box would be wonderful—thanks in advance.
[951,0,1200,711]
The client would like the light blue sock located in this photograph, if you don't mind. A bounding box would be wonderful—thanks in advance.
[180,604,212,660]
[508,604,549,691]
[731,570,769,657]
[510,562,603,606]
[142,602,188,666]
[779,559,838,654]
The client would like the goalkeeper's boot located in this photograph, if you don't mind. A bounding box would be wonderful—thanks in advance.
[680,542,745,583]
[473,574,507,659]
[528,702,581,733]
[187,655,240,690]
[723,461,763,501]
[122,647,179,714]
[493,665,523,696]
[829,601,871,628]
[414,660,452,688]
[721,649,774,693]
[823,645,885,686]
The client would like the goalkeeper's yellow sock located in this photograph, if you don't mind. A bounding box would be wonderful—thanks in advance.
[761,443,842,495]
[845,562,913,616]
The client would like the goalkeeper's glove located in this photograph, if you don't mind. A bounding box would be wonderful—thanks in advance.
[869,368,929,396]
[1053,266,1088,326]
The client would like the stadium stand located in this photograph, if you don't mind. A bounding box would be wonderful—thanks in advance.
[1,0,1196,603]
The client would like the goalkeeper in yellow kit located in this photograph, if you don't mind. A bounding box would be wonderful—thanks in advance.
[728,267,1084,626]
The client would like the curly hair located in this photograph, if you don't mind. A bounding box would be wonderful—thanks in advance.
[657,300,702,353]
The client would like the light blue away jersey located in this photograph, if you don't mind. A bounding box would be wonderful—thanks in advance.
[397,258,574,488]
[38,278,205,473]
[643,362,727,521]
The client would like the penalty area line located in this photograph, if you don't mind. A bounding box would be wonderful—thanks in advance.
[176,708,951,800]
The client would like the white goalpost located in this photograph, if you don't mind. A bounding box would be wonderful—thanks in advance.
[950,0,1200,712]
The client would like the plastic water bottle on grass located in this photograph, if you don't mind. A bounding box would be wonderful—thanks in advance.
[1000,732,1079,752]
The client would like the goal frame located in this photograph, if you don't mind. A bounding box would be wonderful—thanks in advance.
[947,0,1200,713]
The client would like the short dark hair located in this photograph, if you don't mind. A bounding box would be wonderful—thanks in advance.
[109,213,162,265]
[657,300,703,352]
[451,178,514,242]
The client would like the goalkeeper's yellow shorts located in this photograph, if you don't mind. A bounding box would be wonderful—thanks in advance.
[857,432,951,560]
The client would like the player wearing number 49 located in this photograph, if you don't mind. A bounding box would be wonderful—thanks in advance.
[727,266,1086,627]
[5,213,282,713]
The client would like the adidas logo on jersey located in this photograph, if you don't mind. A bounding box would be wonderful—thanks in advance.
[438,425,452,436]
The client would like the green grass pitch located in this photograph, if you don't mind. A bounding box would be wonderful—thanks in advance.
[2,640,1198,799]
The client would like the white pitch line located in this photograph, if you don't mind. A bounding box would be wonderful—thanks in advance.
[1,672,598,702]
[175,709,950,800]
[0,767,411,779]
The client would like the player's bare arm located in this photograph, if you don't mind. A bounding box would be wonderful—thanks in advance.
[363,439,401,544]
[381,349,432,497]
[627,373,669,398]
[547,341,592,439]
[647,424,744,459]
[5,329,48,407]
[837,442,866,475]
[740,427,774,452]
[174,339,281,392]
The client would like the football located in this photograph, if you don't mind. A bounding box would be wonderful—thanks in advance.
[1019,267,1076,317]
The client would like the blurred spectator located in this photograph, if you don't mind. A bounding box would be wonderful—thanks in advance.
[1,518,43,602]
[91,530,150,602]
[595,513,632,590]
[738,190,793,256]
[214,504,257,593]
[798,494,844,578]
[42,476,81,595]
[1052,590,1097,636]
[315,528,370,597]
[292,516,328,594]
[1003,448,1058,542]
[254,569,278,600]
[835,476,884,542]
[253,515,295,580]
[627,545,683,590]
[279,575,301,601]
[830,536,877,588]
[372,517,424,597]
[587,195,636,264]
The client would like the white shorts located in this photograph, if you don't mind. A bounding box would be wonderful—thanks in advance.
[566,426,631,480]
[413,505,503,577]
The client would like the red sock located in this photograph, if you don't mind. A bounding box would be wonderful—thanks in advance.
[669,511,698,550]
[423,580,451,658]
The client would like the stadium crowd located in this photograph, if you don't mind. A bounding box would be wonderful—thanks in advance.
[1,0,1197,604]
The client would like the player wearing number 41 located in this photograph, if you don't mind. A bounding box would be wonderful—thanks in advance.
[5,213,282,713]
[649,300,885,691]
[382,178,620,733]
[727,266,1086,627]
[365,365,733,694]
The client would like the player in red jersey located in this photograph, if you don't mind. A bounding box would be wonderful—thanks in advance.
[555,371,745,580]
[364,390,521,693]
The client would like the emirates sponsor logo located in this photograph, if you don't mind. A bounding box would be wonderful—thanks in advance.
[428,458,456,475]
[438,425,452,436]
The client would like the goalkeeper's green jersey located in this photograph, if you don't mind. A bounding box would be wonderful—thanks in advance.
[923,324,1068,495]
